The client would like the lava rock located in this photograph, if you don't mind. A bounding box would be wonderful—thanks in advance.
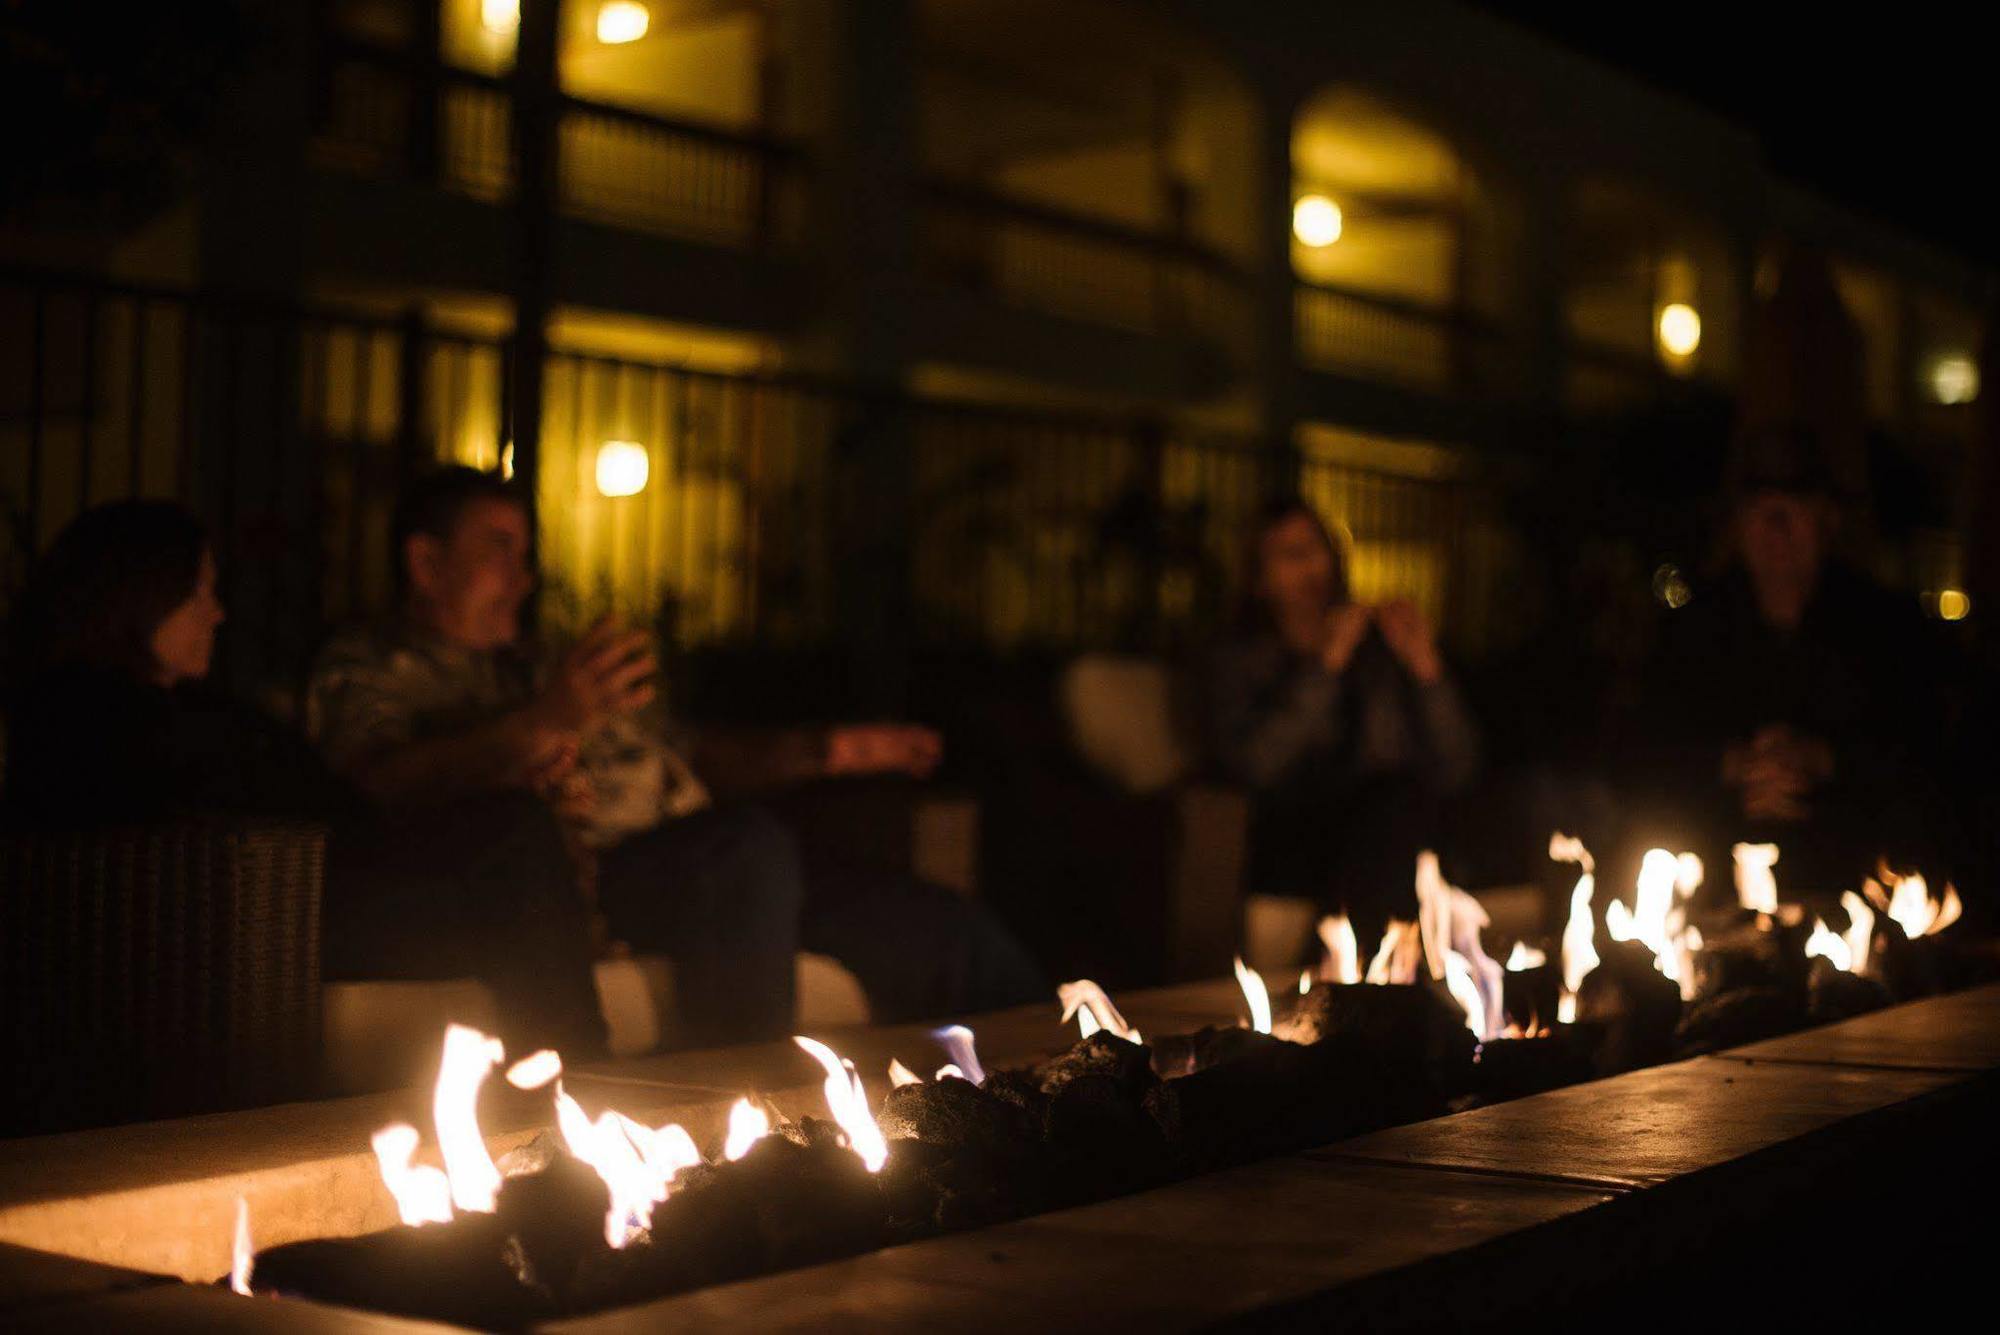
[1149,1024,1283,1079]
[1273,984,1477,1093]
[1033,1032,1156,1099]
[1673,985,1807,1055]
[1806,959,1891,1023]
[249,1213,546,1330]
[1576,940,1683,1073]
[494,1148,611,1297]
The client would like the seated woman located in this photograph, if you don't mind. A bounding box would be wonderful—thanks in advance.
[1206,499,1480,949]
[2,501,606,1059]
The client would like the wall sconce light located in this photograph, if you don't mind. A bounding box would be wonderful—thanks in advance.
[1657,303,1701,359]
[597,1,650,44]
[1292,194,1343,248]
[596,440,649,497]
[481,0,520,34]
[1929,352,1979,405]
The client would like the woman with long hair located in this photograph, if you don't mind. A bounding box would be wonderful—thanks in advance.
[1208,497,1479,944]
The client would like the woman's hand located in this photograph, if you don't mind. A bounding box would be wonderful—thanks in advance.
[825,723,944,778]
[1321,603,1372,675]
[533,618,656,734]
[1374,599,1443,684]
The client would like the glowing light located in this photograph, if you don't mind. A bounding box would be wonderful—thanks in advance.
[1653,563,1692,609]
[1414,852,1507,1041]
[1839,889,1875,976]
[499,442,516,480]
[1552,834,1598,1023]
[481,0,520,34]
[794,1037,889,1172]
[1505,942,1546,971]
[723,1097,771,1161]
[1805,917,1853,973]
[1930,352,1979,405]
[230,1198,254,1297]
[1233,957,1272,1035]
[370,1123,456,1226]
[1658,303,1702,358]
[1608,848,1703,999]
[434,1024,505,1213]
[1366,919,1422,985]
[596,439,649,497]
[1442,951,1485,1038]
[1293,194,1343,247]
[1316,913,1361,985]
[1867,869,1962,940]
[554,1087,661,1248]
[1936,589,1972,621]
[1057,980,1142,1045]
[596,1,650,43]
[506,1050,562,1090]
[1733,843,1780,915]
[1299,970,1312,996]
[888,1058,922,1087]
[932,1024,986,1086]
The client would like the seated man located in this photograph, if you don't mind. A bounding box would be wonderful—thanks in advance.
[1624,426,1947,894]
[307,466,1041,1048]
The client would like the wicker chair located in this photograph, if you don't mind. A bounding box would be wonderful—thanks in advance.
[0,819,325,1135]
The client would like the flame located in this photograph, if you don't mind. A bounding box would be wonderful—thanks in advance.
[371,1123,456,1226]
[1549,832,1594,874]
[1233,957,1273,1035]
[230,1197,254,1297]
[1366,919,1422,985]
[1315,914,1361,985]
[1414,853,1506,1041]
[1299,970,1312,995]
[1734,843,1780,915]
[1868,868,1963,940]
[1805,917,1853,973]
[888,1058,922,1087]
[1442,951,1486,1038]
[723,1097,771,1161]
[1607,848,1703,1000]
[554,1085,673,1248]
[935,1063,966,1081]
[1505,942,1546,971]
[625,1117,701,1187]
[1839,889,1875,975]
[794,1037,889,1172]
[505,1050,562,1090]
[434,1025,505,1213]
[1057,980,1142,1045]
[1553,834,1598,1023]
[932,1024,986,1085]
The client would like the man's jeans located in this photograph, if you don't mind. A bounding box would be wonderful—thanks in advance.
[597,804,1046,1048]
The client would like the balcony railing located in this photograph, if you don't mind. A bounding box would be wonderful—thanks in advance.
[1293,280,1522,398]
[919,179,1250,340]
[313,39,802,250]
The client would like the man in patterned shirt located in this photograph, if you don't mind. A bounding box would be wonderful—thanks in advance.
[308,467,1040,1048]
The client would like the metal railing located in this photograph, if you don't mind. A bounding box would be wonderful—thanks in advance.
[919,179,1250,339]
[313,39,802,250]
[2,268,1488,686]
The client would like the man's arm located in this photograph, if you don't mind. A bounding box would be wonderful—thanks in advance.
[341,707,566,806]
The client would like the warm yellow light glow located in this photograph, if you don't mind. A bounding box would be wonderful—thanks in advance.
[596,440,649,497]
[499,442,515,481]
[481,0,520,33]
[1293,194,1344,247]
[1930,353,1979,405]
[596,1,649,43]
[1937,588,1972,621]
[1657,303,1702,358]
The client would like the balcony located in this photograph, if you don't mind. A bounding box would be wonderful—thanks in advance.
[1293,280,1516,404]
[313,38,804,253]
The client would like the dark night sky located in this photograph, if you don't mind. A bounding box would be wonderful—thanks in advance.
[1469,3,1993,268]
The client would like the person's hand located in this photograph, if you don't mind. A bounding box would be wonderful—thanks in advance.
[825,723,944,778]
[508,730,579,791]
[546,770,597,828]
[1320,603,1372,675]
[1374,599,1442,684]
[534,617,656,735]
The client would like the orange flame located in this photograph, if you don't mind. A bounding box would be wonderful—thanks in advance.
[1315,913,1361,985]
[1552,834,1597,1023]
[1233,957,1272,1035]
[1365,919,1422,985]
[1733,843,1780,915]
[434,1025,506,1214]
[794,1037,889,1172]
[370,1123,456,1226]
[887,1058,922,1087]
[1057,980,1143,1045]
[1505,942,1546,971]
[230,1197,254,1297]
[722,1097,771,1162]
[1866,868,1962,940]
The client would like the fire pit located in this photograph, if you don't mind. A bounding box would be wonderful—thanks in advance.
[3,842,1996,1329]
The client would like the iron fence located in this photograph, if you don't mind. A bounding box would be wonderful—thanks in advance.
[2,268,1488,697]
